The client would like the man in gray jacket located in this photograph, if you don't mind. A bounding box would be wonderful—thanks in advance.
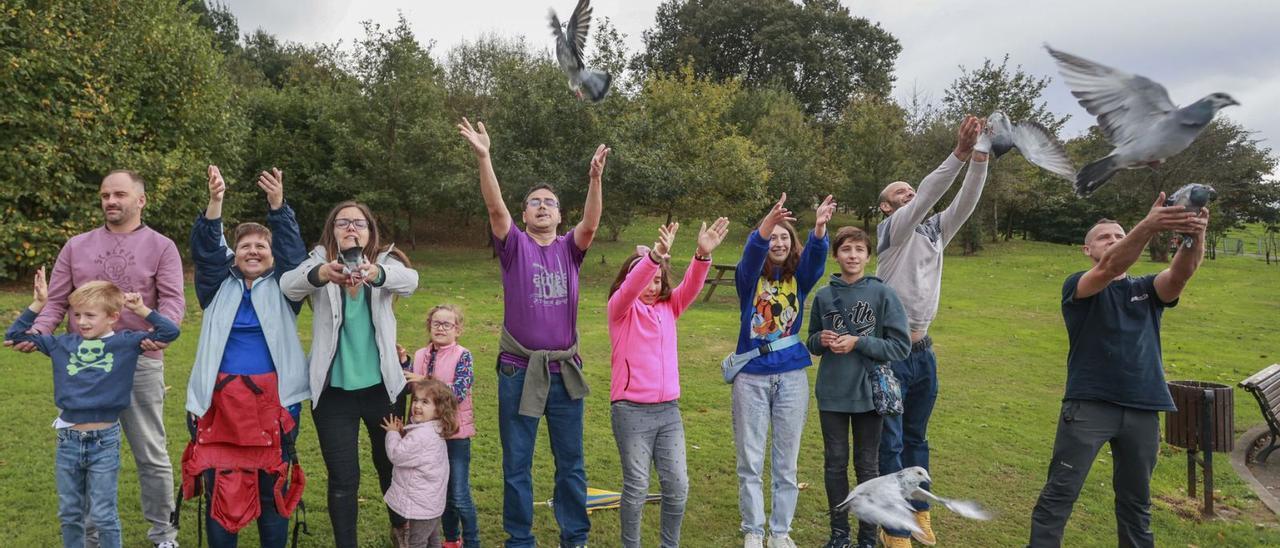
[874,115,988,547]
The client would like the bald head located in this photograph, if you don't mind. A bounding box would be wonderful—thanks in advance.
[879,181,915,216]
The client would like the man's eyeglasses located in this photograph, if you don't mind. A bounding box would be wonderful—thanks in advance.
[430,321,457,330]
[335,218,369,230]
[526,198,559,209]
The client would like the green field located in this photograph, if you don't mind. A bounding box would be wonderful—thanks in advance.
[1,218,1278,547]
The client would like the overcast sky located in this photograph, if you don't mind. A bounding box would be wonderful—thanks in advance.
[223,0,1278,159]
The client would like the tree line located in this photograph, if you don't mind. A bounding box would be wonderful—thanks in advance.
[3,0,1276,278]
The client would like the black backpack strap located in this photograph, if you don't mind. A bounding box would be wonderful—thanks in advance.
[213,374,238,392]
[290,501,309,548]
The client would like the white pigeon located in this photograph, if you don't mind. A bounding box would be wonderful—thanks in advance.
[548,0,612,102]
[1045,44,1238,197]
[836,466,991,534]
[975,111,1076,182]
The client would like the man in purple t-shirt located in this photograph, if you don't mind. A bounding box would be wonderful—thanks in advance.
[458,118,607,548]
[7,170,185,548]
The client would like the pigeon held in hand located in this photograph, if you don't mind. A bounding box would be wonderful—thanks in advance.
[1045,45,1239,197]
[549,0,612,102]
[835,466,991,535]
[975,111,1076,181]
[1166,183,1215,248]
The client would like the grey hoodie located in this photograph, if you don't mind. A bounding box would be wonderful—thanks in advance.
[806,274,911,413]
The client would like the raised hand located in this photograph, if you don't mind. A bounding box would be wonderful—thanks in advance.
[206,165,226,220]
[653,222,678,260]
[589,144,611,182]
[1139,193,1203,235]
[814,195,836,238]
[954,115,983,160]
[696,217,730,257]
[457,117,491,158]
[30,266,47,310]
[257,167,284,210]
[758,193,797,239]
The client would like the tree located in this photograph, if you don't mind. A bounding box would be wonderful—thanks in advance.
[831,94,909,231]
[635,0,900,118]
[1,0,244,277]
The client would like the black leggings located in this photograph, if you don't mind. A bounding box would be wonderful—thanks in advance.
[820,410,883,545]
[312,384,404,547]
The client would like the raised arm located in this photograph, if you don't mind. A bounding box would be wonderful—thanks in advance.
[608,222,675,321]
[123,293,181,344]
[939,123,990,245]
[1154,208,1209,303]
[192,165,234,308]
[458,118,512,241]
[574,144,609,251]
[1075,193,1203,300]
[259,168,307,274]
[738,194,796,296]
[883,116,982,246]
[30,243,74,335]
[669,218,728,313]
[6,267,57,354]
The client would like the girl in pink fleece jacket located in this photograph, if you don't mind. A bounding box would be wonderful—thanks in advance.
[606,218,729,548]
[382,379,459,548]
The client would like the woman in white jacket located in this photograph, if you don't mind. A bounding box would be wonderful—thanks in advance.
[281,200,419,547]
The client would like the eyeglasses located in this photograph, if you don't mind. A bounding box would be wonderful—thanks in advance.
[526,198,559,209]
[335,218,369,230]
[430,321,457,330]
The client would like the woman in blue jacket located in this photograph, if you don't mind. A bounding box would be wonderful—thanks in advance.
[730,193,835,548]
[183,166,310,548]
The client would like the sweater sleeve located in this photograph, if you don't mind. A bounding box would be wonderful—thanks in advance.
[852,286,911,363]
[735,231,770,302]
[669,257,712,318]
[154,237,187,327]
[280,251,326,302]
[806,289,828,356]
[373,253,418,297]
[453,351,474,403]
[884,154,964,248]
[384,430,430,467]
[607,255,660,323]
[939,159,989,246]
[191,214,234,309]
[6,309,57,355]
[795,230,829,294]
[140,311,181,345]
[268,204,308,276]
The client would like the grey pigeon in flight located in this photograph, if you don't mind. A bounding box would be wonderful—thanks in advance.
[975,111,1076,181]
[836,466,991,536]
[1165,183,1215,248]
[549,0,612,102]
[1045,44,1239,197]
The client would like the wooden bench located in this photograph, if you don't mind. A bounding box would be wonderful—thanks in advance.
[701,264,736,302]
[1240,363,1280,463]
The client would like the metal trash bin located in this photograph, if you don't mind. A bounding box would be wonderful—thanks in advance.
[1164,380,1235,515]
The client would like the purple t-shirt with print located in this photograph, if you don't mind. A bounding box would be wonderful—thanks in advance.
[495,225,586,371]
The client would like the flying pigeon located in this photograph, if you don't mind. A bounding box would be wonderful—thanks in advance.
[1165,183,1215,248]
[549,0,612,102]
[835,467,991,535]
[975,111,1076,181]
[1045,44,1239,197]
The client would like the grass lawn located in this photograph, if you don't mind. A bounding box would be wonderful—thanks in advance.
[1,216,1278,547]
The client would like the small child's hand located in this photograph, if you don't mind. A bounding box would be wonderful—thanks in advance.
[396,343,409,365]
[403,370,426,384]
[380,415,404,434]
[30,266,48,311]
[122,293,148,315]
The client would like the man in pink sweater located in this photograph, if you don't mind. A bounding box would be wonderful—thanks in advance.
[9,170,186,548]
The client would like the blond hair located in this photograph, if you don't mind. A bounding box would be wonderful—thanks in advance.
[68,281,124,314]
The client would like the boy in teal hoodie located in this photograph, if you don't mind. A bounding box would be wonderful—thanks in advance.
[807,226,911,548]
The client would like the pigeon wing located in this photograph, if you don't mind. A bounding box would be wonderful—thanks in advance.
[565,0,593,67]
[849,488,923,535]
[1045,45,1176,147]
[1009,121,1076,181]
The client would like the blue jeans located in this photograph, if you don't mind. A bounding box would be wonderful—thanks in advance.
[878,343,938,537]
[498,364,589,548]
[56,423,123,548]
[442,438,480,546]
[731,368,809,536]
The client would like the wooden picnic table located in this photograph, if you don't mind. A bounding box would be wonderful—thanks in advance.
[701,263,736,302]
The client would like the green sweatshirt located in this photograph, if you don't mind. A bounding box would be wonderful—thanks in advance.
[807,274,912,413]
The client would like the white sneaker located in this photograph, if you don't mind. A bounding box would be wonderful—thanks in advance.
[155,542,179,548]
[767,534,797,548]
[744,532,765,548]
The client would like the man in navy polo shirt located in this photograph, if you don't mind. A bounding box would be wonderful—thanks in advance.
[1029,193,1209,548]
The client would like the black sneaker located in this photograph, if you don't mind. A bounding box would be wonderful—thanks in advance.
[822,533,852,548]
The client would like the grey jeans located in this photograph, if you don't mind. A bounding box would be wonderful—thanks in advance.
[611,401,689,548]
[87,355,177,546]
[1029,399,1160,548]
[407,517,442,548]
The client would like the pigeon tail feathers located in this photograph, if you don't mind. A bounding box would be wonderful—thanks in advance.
[580,69,612,102]
[1076,155,1118,197]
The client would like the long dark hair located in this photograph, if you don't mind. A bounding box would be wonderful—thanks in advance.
[317,201,410,267]
[608,253,672,302]
[756,220,801,282]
